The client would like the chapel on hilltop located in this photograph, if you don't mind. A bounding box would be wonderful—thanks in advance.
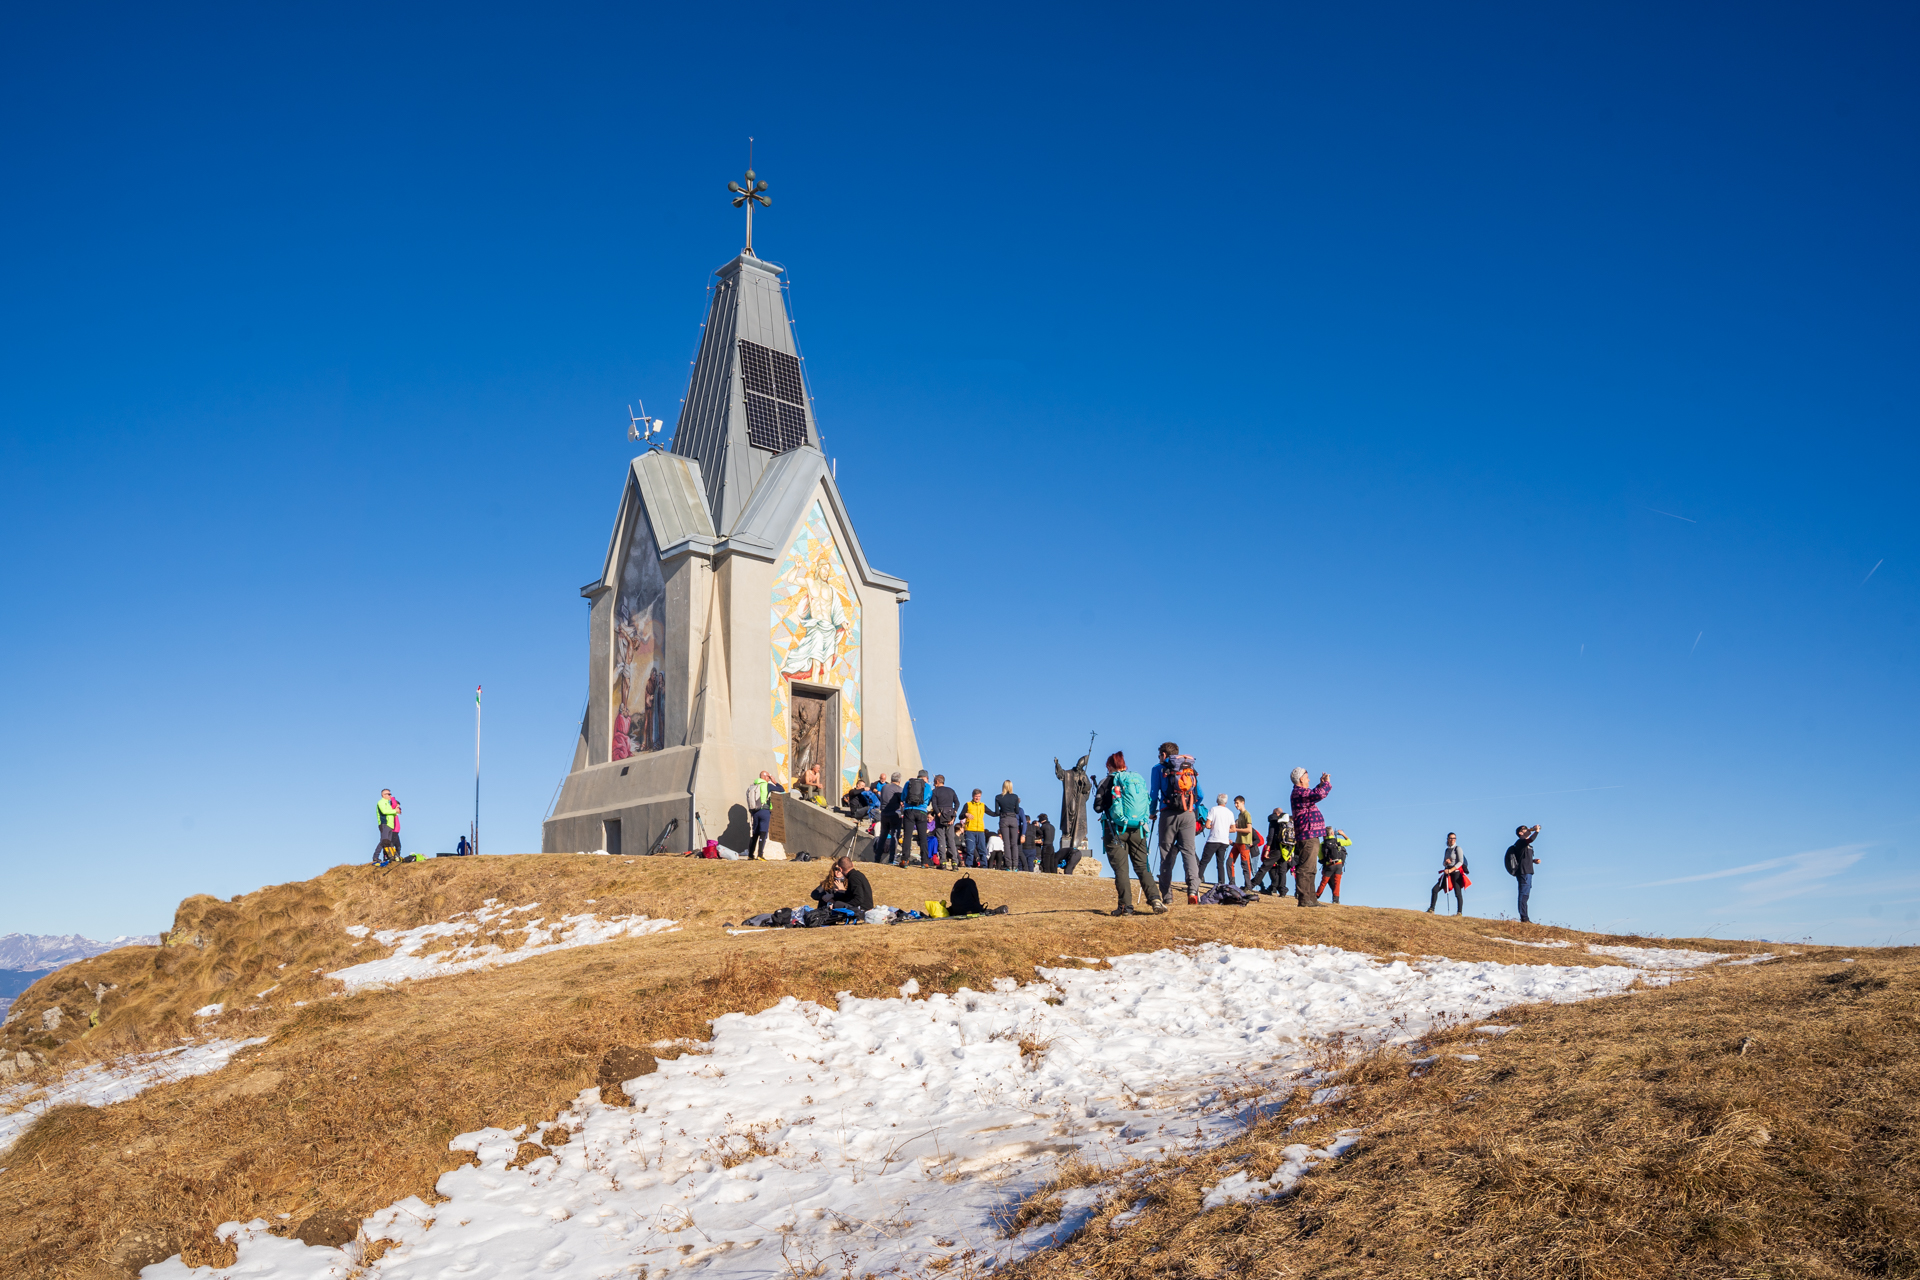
[541,224,920,858]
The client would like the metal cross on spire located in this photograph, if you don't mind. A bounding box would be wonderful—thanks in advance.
[726,139,771,256]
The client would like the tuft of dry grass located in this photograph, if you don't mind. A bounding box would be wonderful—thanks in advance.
[0,854,1812,1278]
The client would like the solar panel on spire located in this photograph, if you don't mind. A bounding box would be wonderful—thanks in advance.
[737,339,810,453]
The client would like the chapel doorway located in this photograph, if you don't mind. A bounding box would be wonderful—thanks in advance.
[788,687,837,797]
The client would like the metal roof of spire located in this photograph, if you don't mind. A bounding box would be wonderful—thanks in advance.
[669,165,821,534]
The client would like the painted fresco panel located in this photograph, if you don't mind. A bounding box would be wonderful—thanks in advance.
[611,501,667,758]
[771,500,861,791]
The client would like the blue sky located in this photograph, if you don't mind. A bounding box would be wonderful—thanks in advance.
[2,2,1915,946]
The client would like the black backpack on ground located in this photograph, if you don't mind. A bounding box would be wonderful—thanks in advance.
[771,907,794,927]
[949,875,984,916]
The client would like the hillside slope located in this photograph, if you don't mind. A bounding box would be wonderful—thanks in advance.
[0,855,1902,1280]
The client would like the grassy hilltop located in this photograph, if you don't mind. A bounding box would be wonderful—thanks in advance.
[1,855,1914,1279]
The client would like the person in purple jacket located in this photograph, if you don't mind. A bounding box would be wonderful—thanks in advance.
[1289,767,1332,908]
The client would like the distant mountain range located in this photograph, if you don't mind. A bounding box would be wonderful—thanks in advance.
[0,933,159,1013]
[0,932,159,972]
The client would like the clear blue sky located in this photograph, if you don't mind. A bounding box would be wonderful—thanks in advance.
[3,3,1915,946]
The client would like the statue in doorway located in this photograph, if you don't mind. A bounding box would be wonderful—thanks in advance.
[1054,754,1093,860]
[791,699,827,799]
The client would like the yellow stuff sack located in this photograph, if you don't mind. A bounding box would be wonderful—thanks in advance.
[924,899,948,918]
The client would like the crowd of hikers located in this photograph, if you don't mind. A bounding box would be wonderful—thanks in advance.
[375,746,1547,922]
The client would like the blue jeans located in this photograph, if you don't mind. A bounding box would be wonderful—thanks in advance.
[1517,873,1533,923]
[964,830,988,867]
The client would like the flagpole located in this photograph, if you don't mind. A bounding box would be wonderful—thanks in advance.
[474,684,482,856]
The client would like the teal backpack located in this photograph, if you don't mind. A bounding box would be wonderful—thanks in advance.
[1107,771,1150,831]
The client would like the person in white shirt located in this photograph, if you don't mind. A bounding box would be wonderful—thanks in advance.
[986,831,1005,869]
[1200,793,1236,887]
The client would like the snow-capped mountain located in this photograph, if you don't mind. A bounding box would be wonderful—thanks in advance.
[0,932,159,972]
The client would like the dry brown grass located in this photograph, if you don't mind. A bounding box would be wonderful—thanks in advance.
[1006,950,1920,1280]
[0,854,1819,1278]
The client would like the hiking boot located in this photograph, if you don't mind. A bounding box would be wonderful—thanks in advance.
[1331,896,1341,904]
[1150,901,1169,914]
[1425,907,1435,913]
[1110,907,1138,917]
[1188,893,1200,905]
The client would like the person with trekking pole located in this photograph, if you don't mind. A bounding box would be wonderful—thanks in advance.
[1428,833,1468,915]
[1150,743,1204,904]
[1289,768,1331,908]
[1094,751,1166,916]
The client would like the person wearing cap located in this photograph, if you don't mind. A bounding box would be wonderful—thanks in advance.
[1504,824,1542,922]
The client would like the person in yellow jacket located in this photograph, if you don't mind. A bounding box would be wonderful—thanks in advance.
[961,790,990,868]
[375,789,402,864]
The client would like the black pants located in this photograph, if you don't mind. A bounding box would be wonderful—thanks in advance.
[376,824,400,858]
[1108,826,1157,911]
[898,813,927,864]
[1039,846,1060,873]
[998,819,1020,871]
[1060,846,1084,875]
[1430,877,1463,913]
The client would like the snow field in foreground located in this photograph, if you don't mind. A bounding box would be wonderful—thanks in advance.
[0,1037,267,1154]
[153,942,1703,1280]
[329,901,680,993]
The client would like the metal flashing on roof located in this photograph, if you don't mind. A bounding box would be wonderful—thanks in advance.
[726,447,907,592]
[593,451,716,591]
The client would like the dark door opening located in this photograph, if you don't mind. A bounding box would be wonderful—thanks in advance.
[789,687,837,795]
[604,818,622,858]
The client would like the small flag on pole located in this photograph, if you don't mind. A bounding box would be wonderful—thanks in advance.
[476,685,482,704]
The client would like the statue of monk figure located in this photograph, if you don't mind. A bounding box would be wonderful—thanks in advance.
[1054,754,1093,863]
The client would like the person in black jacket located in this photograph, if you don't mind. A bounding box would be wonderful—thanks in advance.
[991,781,1021,872]
[1504,824,1541,922]
[930,774,960,867]
[1031,814,1058,872]
[811,856,874,914]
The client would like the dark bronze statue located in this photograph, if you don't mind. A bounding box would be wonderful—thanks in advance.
[1054,754,1093,861]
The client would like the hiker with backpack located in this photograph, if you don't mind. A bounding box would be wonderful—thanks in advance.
[1260,808,1294,894]
[1428,833,1468,914]
[1316,829,1350,902]
[374,788,402,865]
[811,856,874,914]
[931,774,960,867]
[1504,824,1541,922]
[1289,769,1332,908]
[1094,751,1167,916]
[1150,743,1204,905]
[991,782,1022,875]
[896,770,933,866]
[748,772,786,860]
[1200,793,1236,888]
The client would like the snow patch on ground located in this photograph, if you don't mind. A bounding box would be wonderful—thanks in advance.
[1200,1132,1364,1209]
[154,942,1692,1280]
[327,900,680,992]
[1723,953,1779,966]
[1586,942,1728,969]
[1492,936,1572,948]
[0,1038,267,1153]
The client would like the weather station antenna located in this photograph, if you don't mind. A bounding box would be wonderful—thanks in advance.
[628,400,667,445]
[726,136,771,256]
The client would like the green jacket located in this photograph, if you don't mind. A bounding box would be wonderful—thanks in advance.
[377,796,399,829]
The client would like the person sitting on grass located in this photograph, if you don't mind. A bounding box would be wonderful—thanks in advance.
[810,855,874,914]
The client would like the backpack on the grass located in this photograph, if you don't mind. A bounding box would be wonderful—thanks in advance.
[948,875,984,916]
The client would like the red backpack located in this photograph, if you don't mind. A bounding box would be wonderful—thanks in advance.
[1163,755,1199,813]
